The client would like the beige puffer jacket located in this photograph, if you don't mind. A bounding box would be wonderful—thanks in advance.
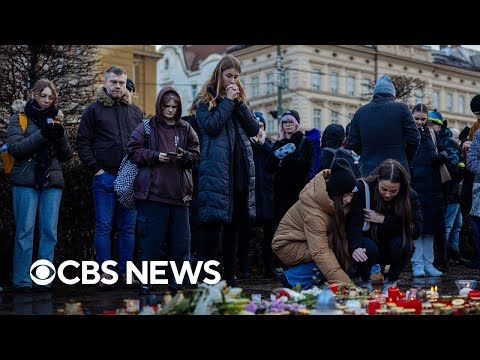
[272,170,351,283]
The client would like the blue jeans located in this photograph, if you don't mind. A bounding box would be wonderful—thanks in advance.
[283,262,326,288]
[12,186,62,288]
[371,264,381,274]
[92,172,136,275]
[445,203,462,252]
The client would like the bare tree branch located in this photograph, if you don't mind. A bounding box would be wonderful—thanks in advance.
[0,45,101,143]
[367,75,427,103]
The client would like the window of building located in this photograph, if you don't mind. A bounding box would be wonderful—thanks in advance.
[312,69,321,91]
[165,59,169,70]
[362,79,370,97]
[458,95,464,114]
[314,108,321,129]
[252,76,259,97]
[446,93,452,112]
[266,73,274,94]
[267,112,278,134]
[283,70,289,88]
[330,72,338,94]
[331,111,339,124]
[347,75,355,96]
[191,84,198,99]
[432,90,440,110]
[415,88,424,104]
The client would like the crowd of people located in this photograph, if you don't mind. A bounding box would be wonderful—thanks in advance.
[3,55,480,295]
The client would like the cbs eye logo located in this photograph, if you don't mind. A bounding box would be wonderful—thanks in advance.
[30,260,56,285]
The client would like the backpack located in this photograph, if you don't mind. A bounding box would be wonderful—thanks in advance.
[2,113,28,175]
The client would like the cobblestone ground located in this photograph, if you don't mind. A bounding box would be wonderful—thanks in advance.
[0,263,477,315]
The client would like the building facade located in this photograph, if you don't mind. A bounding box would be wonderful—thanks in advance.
[228,45,480,136]
[98,45,162,117]
[156,45,232,115]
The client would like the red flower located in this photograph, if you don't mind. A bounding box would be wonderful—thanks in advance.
[277,290,291,298]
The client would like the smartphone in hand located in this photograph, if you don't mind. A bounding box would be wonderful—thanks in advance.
[166,152,178,157]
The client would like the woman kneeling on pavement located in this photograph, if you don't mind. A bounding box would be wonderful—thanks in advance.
[348,159,423,291]
[272,158,358,289]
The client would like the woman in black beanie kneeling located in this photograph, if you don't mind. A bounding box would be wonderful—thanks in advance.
[272,158,358,289]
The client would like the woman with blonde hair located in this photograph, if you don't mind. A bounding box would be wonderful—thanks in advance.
[195,54,259,286]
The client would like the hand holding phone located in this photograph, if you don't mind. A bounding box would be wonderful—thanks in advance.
[166,152,178,158]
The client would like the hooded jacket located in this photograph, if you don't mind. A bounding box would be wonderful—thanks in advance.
[77,86,143,175]
[126,86,200,206]
[272,170,351,283]
[349,93,420,177]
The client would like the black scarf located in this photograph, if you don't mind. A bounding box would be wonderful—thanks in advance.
[24,99,59,189]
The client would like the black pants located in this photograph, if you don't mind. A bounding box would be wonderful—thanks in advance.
[237,219,276,275]
[222,192,250,279]
[354,235,411,282]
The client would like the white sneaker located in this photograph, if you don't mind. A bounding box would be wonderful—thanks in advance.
[424,265,443,277]
[412,267,425,277]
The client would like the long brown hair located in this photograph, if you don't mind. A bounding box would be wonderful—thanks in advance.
[195,54,247,110]
[327,195,350,271]
[31,78,58,106]
[364,159,413,251]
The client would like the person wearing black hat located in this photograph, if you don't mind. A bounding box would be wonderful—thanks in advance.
[469,94,480,141]
[272,158,358,288]
[267,109,314,227]
[348,159,423,292]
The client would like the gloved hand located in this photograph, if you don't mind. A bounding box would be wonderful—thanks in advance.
[41,124,57,141]
[53,123,65,138]
[274,143,296,159]
[432,151,448,166]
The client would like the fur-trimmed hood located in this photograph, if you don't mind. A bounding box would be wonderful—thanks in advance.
[96,86,132,106]
[11,99,64,122]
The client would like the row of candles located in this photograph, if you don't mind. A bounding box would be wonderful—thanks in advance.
[367,284,480,315]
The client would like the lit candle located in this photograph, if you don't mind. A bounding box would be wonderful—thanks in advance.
[459,287,473,296]
[387,286,400,301]
[124,299,140,313]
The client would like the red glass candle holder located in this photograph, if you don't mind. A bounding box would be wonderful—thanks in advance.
[388,286,400,301]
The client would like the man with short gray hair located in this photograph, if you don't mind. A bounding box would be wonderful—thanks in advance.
[77,66,143,287]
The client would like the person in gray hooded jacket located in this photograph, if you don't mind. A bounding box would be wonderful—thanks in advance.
[349,75,420,177]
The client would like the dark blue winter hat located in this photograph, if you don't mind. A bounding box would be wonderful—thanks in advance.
[373,75,396,97]
[255,111,266,130]
[428,110,443,126]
